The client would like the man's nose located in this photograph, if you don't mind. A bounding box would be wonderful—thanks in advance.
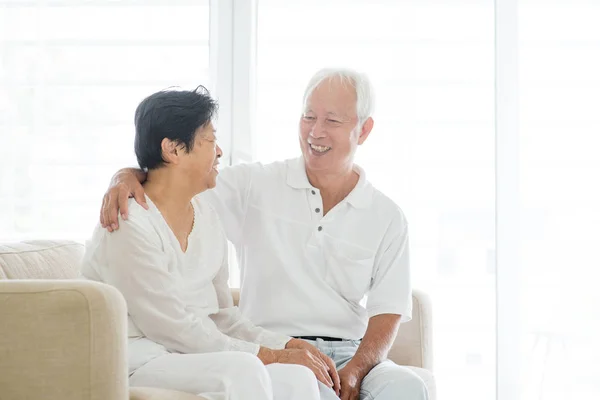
[216,144,223,158]
[309,119,327,138]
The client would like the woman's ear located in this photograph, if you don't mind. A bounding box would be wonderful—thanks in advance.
[161,138,180,164]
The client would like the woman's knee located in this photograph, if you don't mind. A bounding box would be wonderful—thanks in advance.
[223,352,268,377]
[268,364,319,399]
[277,364,315,384]
[218,353,272,399]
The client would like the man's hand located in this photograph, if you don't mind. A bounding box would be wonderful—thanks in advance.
[258,346,335,391]
[286,339,341,395]
[100,168,148,232]
[338,364,365,400]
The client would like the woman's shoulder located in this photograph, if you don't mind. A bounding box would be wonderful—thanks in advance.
[121,197,159,230]
[105,197,168,248]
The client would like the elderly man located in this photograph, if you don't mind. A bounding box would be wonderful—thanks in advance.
[101,68,429,400]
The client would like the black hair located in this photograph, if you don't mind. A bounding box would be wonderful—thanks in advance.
[134,85,218,170]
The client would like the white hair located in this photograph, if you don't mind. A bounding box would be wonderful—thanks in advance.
[302,68,375,124]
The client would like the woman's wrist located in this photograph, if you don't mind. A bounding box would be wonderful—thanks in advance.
[257,346,280,365]
[285,338,305,349]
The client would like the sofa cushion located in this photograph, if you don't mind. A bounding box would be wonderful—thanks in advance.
[0,240,84,280]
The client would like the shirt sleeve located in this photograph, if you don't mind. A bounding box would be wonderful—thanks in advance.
[198,163,255,246]
[103,213,260,355]
[366,215,413,323]
[209,238,292,350]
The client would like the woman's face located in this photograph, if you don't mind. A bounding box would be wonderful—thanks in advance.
[179,122,222,192]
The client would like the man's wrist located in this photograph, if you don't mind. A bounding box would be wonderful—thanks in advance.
[114,168,146,184]
[344,358,371,380]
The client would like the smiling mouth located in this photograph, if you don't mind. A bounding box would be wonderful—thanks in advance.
[309,144,331,154]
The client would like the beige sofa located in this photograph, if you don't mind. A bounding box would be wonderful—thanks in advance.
[0,240,436,400]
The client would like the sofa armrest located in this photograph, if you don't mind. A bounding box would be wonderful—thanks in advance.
[0,280,129,400]
[230,288,433,370]
[388,289,433,370]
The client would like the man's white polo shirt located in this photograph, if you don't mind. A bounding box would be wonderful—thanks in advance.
[199,157,412,340]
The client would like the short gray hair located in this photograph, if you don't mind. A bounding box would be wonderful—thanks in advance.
[302,68,375,124]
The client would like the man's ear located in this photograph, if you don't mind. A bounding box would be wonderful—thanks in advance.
[161,138,180,165]
[358,117,374,145]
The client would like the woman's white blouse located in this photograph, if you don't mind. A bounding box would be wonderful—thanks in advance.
[80,195,290,358]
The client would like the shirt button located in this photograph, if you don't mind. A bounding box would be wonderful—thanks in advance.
[315,208,320,213]
[311,190,316,195]
[317,226,323,232]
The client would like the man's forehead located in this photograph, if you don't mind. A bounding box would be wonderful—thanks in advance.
[306,80,356,113]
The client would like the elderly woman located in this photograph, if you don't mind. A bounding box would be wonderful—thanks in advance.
[80,87,328,400]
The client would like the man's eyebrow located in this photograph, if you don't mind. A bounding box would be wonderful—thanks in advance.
[326,112,349,120]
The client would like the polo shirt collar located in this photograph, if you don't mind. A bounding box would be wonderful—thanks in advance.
[285,157,373,209]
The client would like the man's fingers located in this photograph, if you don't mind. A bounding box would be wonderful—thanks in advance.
[340,387,358,400]
[340,386,359,400]
[132,187,149,210]
[102,194,114,232]
[106,189,120,230]
[340,385,350,400]
[100,194,107,227]
[117,186,130,220]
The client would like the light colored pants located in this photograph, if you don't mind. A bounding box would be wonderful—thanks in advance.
[305,338,429,400]
[129,349,319,400]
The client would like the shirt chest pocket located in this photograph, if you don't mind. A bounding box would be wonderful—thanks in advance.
[324,240,374,303]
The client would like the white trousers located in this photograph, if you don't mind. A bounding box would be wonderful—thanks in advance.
[129,351,320,400]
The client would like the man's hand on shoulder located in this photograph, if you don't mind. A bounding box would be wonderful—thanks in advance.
[100,168,148,232]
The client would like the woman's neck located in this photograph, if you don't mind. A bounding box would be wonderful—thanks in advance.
[143,169,197,213]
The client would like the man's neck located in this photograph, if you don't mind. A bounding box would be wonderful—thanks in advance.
[306,166,359,214]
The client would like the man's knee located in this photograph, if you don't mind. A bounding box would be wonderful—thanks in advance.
[383,370,428,399]
[364,363,429,400]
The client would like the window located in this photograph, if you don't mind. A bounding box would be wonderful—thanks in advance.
[2,1,597,398]
[518,1,600,398]
[256,1,495,399]
[0,0,210,241]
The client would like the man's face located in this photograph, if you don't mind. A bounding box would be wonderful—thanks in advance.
[299,78,369,174]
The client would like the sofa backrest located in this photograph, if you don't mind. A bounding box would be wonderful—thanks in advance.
[0,240,84,280]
